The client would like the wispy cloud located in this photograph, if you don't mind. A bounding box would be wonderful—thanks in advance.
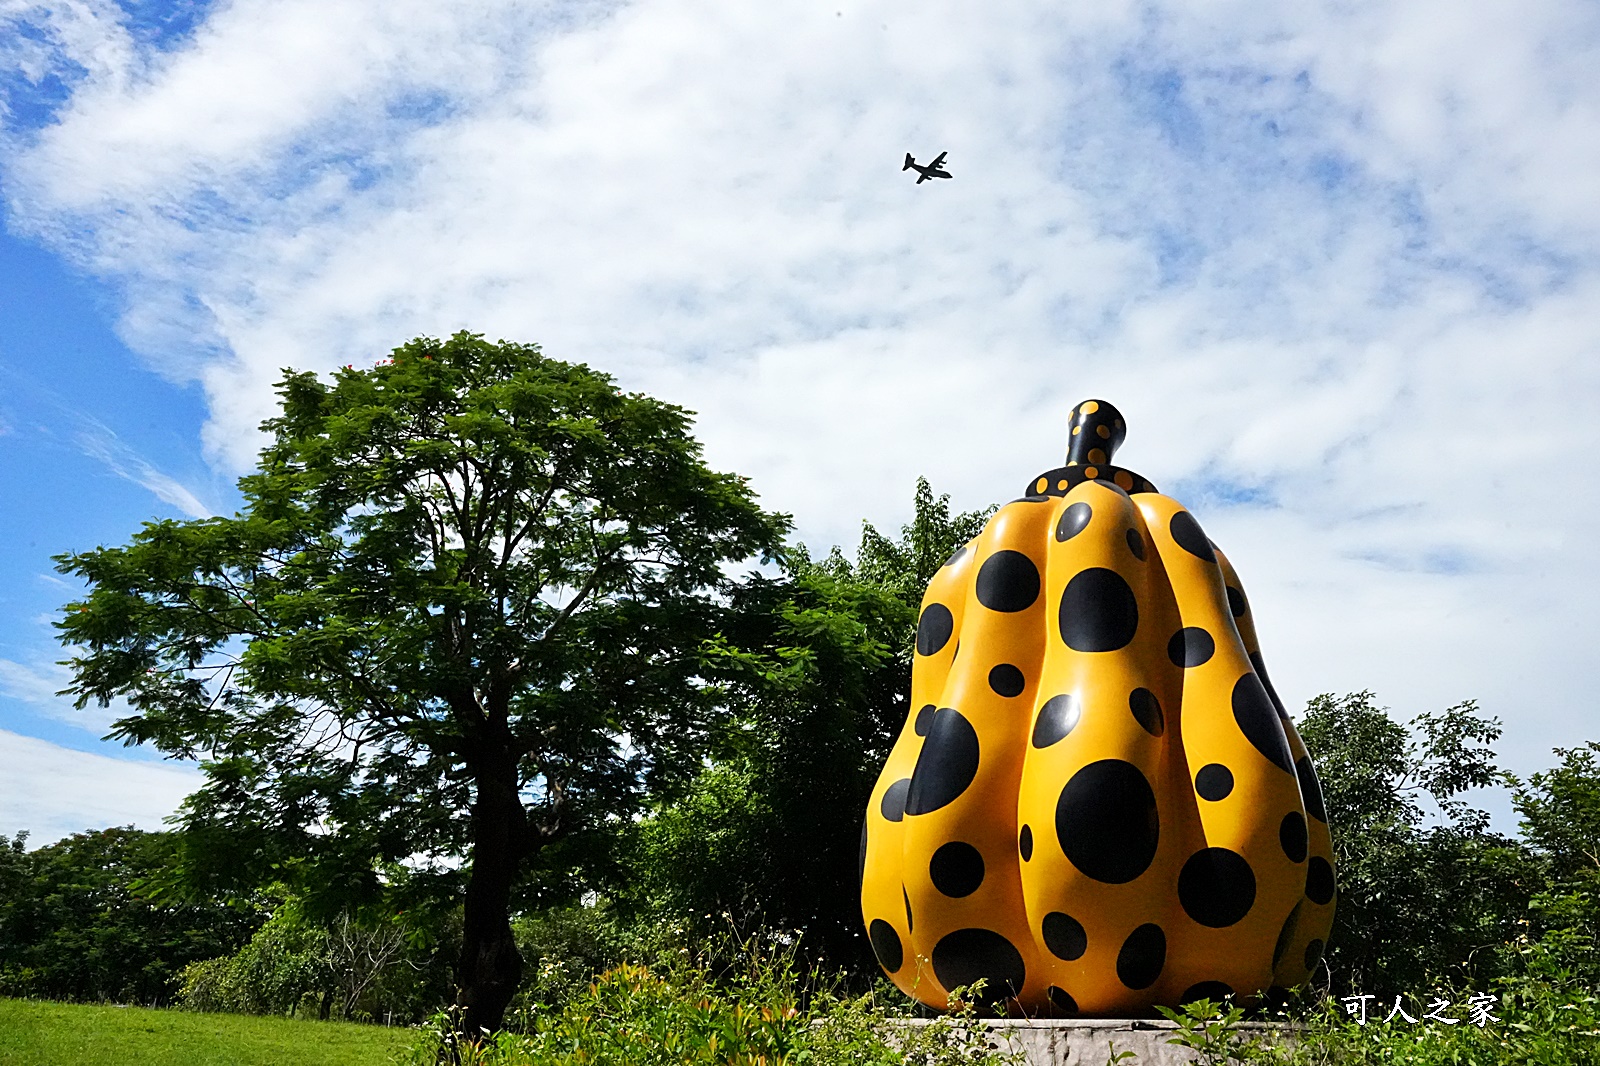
[0,655,124,734]
[74,417,213,518]
[0,361,216,517]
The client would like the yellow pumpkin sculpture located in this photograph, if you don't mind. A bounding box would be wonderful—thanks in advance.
[860,399,1335,1016]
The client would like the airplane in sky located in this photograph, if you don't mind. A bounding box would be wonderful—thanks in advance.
[903,151,952,183]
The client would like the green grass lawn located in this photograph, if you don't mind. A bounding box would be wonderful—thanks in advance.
[0,998,416,1066]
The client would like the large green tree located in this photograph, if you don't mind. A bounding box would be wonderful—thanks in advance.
[54,333,786,1032]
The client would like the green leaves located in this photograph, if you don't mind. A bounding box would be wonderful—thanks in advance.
[1299,692,1528,995]
[620,479,992,973]
[0,828,262,1005]
[1513,742,1600,984]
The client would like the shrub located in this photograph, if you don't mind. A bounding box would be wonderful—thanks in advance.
[404,928,1021,1065]
[1156,933,1600,1066]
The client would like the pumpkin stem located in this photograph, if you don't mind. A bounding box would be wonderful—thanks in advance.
[1066,399,1127,467]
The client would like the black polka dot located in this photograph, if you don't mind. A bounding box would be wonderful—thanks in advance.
[869,918,903,973]
[1179,847,1257,928]
[1306,857,1335,905]
[1056,759,1160,884]
[1195,763,1234,801]
[1280,812,1308,863]
[943,544,969,569]
[906,708,981,815]
[916,603,954,656]
[931,929,1026,1003]
[1168,627,1215,667]
[904,887,914,933]
[880,778,911,822]
[914,703,936,736]
[1059,568,1140,652]
[1227,586,1247,618]
[1019,824,1033,861]
[1271,902,1302,970]
[1296,755,1328,823]
[1232,672,1294,773]
[1116,924,1166,990]
[930,841,985,898]
[1047,986,1078,1014]
[858,822,867,892]
[1304,939,1324,970]
[1181,981,1234,1005]
[1042,912,1087,961]
[1056,502,1092,542]
[1170,510,1215,561]
[1031,694,1081,748]
[976,550,1041,613]
[988,663,1025,698]
[1129,688,1164,736]
[1094,479,1130,497]
[1126,528,1146,560]
[1249,652,1289,721]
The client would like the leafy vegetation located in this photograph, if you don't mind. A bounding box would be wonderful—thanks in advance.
[1297,692,1531,994]
[0,827,259,1005]
[178,895,445,1022]
[403,929,1021,1066]
[1153,933,1600,1065]
[618,479,993,975]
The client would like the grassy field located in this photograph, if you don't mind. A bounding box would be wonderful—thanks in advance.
[0,998,415,1066]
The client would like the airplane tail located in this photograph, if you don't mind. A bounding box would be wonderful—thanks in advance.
[903,153,914,170]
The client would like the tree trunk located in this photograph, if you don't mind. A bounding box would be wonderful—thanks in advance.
[455,760,529,1037]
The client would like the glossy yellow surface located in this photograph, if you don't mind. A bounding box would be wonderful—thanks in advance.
[861,470,1336,1016]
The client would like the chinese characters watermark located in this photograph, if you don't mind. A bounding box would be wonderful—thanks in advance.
[1342,993,1500,1027]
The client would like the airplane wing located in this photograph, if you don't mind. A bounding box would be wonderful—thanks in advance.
[930,151,947,167]
[916,171,930,183]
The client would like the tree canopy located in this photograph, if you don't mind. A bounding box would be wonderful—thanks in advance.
[1297,692,1528,993]
[0,827,259,1005]
[54,333,787,1031]
[620,478,993,969]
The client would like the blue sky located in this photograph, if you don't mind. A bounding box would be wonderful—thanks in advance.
[0,225,216,838]
[2,0,1599,843]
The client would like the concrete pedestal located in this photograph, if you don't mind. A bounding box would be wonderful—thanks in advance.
[893,1017,1293,1065]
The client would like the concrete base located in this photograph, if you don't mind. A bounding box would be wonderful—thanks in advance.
[894,1017,1292,1065]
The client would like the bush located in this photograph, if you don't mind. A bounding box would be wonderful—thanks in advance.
[404,927,1021,1065]
[178,902,333,1017]
[1152,930,1600,1066]
[179,898,431,1021]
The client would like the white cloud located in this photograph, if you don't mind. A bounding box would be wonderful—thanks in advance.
[2,0,1599,796]
[0,0,133,114]
[0,728,198,845]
